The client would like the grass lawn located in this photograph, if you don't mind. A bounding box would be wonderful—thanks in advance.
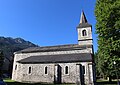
[4,78,119,85]
[4,78,75,85]
[96,79,118,85]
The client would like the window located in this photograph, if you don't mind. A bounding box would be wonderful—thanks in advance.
[65,66,69,74]
[28,67,31,74]
[15,65,17,70]
[45,66,47,74]
[82,30,87,36]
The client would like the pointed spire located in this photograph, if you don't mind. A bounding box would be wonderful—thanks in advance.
[80,10,88,24]
[77,10,91,28]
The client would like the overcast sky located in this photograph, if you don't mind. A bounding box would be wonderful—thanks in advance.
[0,0,97,52]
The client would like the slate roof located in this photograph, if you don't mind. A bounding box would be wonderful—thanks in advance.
[15,44,92,54]
[17,53,92,64]
[77,23,92,28]
[77,11,92,28]
[80,11,88,24]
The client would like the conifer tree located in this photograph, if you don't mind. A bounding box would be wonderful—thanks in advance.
[0,50,4,77]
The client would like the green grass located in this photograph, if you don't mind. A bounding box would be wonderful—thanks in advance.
[96,79,118,85]
[4,78,75,85]
[4,78,15,82]
[4,78,119,85]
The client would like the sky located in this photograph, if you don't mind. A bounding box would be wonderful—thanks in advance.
[0,0,98,52]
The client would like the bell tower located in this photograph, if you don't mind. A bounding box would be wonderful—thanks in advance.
[77,11,93,46]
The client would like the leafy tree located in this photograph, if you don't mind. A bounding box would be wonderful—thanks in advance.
[0,50,4,77]
[95,0,120,81]
[94,52,101,78]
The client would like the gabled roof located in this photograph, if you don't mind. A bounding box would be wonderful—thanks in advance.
[17,53,92,64]
[77,11,91,28]
[15,44,92,54]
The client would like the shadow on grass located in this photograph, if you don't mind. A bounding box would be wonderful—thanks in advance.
[6,82,73,85]
[6,82,118,85]
[5,79,118,85]
[96,81,118,85]
[6,82,55,85]
[6,81,118,85]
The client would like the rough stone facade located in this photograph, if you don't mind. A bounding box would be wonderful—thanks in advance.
[12,61,93,84]
[12,11,96,85]
[77,27,93,46]
[12,47,94,85]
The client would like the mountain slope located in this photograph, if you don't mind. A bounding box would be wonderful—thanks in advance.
[0,37,38,57]
[0,36,38,71]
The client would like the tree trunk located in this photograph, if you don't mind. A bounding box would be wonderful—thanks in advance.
[109,76,112,82]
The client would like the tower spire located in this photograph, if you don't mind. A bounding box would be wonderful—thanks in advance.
[80,10,88,24]
[77,10,91,28]
[77,10,92,46]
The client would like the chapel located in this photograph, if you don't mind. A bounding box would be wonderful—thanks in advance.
[12,11,96,85]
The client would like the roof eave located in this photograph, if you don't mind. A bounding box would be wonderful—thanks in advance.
[77,23,92,28]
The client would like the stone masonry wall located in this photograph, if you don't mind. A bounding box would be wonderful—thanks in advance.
[12,49,91,80]
[12,48,94,84]
[12,62,93,84]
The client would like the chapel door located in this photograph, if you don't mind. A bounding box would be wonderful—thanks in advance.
[54,64,62,84]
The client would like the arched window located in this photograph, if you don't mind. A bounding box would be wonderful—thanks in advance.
[65,66,69,74]
[28,67,31,74]
[45,66,47,74]
[82,30,87,36]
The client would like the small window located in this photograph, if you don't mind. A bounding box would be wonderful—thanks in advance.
[82,30,87,36]
[45,66,47,74]
[15,65,17,70]
[28,67,31,74]
[65,66,69,74]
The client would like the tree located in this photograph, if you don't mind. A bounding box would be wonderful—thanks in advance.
[95,0,120,81]
[94,52,101,78]
[0,50,4,77]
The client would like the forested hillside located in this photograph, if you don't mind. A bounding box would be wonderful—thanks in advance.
[0,36,38,74]
[0,37,38,59]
